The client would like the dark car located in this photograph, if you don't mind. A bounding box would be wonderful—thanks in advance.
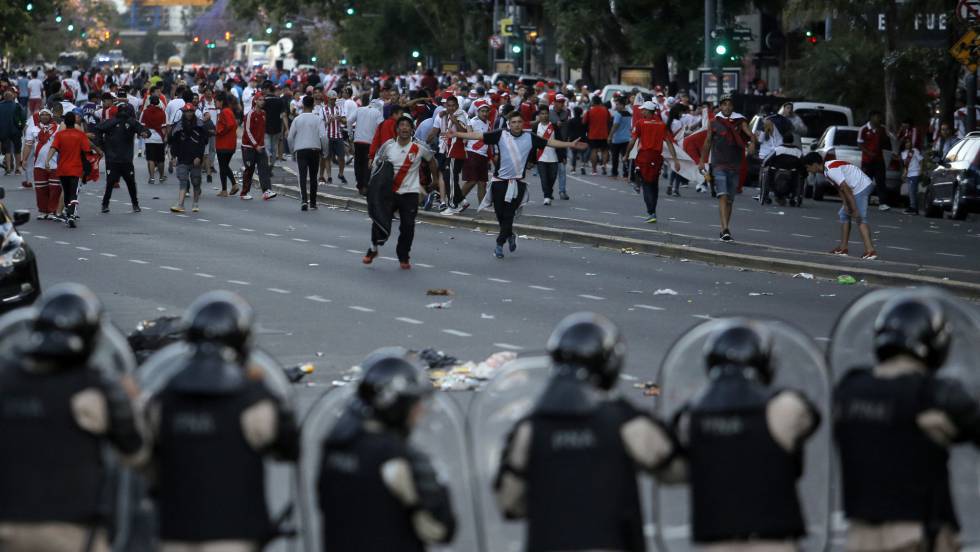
[924,132,979,220]
[0,188,41,313]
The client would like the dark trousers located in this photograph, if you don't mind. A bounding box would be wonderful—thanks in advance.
[491,180,526,245]
[216,149,236,191]
[371,192,419,262]
[861,158,890,205]
[610,142,629,176]
[59,176,80,217]
[295,149,320,204]
[354,142,370,193]
[241,147,271,195]
[104,162,138,207]
[438,154,464,206]
[641,174,660,215]
[537,161,559,199]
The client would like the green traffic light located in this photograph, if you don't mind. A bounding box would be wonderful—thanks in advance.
[55,15,62,22]
[26,2,33,11]
[67,23,74,31]
[411,50,420,59]
[511,44,522,53]
[346,7,355,15]
[805,30,813,37]
[715,44,727,56]
[311,56,317,62]
[265,26,273,34]
[340,58,348,65]
[285,21,293,29]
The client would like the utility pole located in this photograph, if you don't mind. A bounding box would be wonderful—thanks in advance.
[703,0,715,68]
[968,69,977,133]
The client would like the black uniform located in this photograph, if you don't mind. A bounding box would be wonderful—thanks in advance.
[96,105,147,210]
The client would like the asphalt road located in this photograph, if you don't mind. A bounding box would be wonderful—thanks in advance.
[2,154,978,550]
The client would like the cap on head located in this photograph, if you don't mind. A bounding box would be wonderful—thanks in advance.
[874,294,951,371]
[326,90,338,99]
[641,101,659,112]
[703,320,773,383]
[546,312,625,390]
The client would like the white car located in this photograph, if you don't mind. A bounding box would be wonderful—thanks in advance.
[600,85,651,104]
[793,102,853,149]
[810,125,901,201]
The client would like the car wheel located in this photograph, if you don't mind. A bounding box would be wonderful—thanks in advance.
[950,186,968,220]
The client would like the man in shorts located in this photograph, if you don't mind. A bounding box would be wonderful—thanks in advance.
[699,95,756,242]
[456,99,492,211]
[167,104,208,213]
[803,152,877,260]
[139,95,167,185]
[583,95,610,175]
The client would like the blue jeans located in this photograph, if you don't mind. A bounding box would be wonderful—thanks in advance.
[557,162,567,193]
[839,187,871,224]
[713,169,739,197]
[906,175,919,210]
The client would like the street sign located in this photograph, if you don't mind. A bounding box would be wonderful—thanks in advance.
[732,25,753,42]
[957,0,980,23]
[519,24,536,32]
[499,17,514,37]
[489,35,502,49]
[950,29,980,72]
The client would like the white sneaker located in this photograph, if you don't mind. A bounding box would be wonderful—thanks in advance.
[241,194,253,200]
[262,190,277,200]
[440,207,458,216]
[878,204,890,211]
[543,197,552,205]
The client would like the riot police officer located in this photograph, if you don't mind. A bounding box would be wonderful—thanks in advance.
[0,284,142,552]
[140,291,299,552]
[316,348,457,551]
[494,312,676,552]
[670,320,821,550]
[835,295,980,552]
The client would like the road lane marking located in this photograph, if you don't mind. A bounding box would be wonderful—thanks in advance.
[345,249,361,254]
[747,228,770,233]
[487,277,511,283]
[886,246,911,251]
[936,252,965,257]
[240,228,255,232]
[305,295,331,303]
[802,215,822,220]
[265,233,280,237]
[266,288,291,294]
[578,294,605,300]
[55,241,70,245]
[493,343,524,350]
[348,305,375,312]
[529,285,555,291]
[442,329,472,337]
[194,273,215,278]
[196,218,210,222]
[633,304,665,311]
[129,259,149,264]
[320,243,338,249]
[159,266,182,271]
[227,280,250,285]
[99,253,117,257]
[692,314,714,320]
[33,235,48,239]
[415,262,434,268]
[450,270,471,276]
[879,224,900,229]
[600,211,620,215]
[791,233,814,238]
[396,317,423,325]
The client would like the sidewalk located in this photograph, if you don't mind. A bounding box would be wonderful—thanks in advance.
[271,163,980,297]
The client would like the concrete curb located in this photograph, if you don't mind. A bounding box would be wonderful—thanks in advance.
[270,177,980,299]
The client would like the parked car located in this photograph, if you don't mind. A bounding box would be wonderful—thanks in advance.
[794,102,853,149]
[809,125,901,201]
[0,188,40,313]
[924,132,980,220]
[488,72,520,88]
[600,84,652,104]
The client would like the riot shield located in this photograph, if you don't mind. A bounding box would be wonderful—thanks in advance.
[297,384,477,552]
[135,342,297,550]
[828,287,980,547]
[654,318,832,552]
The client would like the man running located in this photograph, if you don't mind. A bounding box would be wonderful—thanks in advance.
[450,110,586,259]
[456,99,492,210]
[698,95,756,242]
[44,112,89,228]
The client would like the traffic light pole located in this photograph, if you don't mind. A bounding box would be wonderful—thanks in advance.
[703,0,714,68]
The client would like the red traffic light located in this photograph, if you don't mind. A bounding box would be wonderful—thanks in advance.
[808,36,818,44]
[193,36,200,43]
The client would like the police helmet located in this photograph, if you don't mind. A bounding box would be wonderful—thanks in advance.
[357,348,431,431]
[546,312,625,390]
[27,283,103,364]
[183,290,254,358]
[704,320,774,383]
[874,295,951,371]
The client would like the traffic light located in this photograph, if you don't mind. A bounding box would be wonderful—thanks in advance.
[411,50,420,59]
[710,28,730,57]
[511,43,522,54]
[225,31,231,41]
[265,26,273,34]
[285,21,293,29]
[193,35,200,43]
[804,30,817,44]
[104,31,110,40]
[346,6,355,15]
[340,58,348,65]
[527,30,538,43]
[311,56,317,62]
[55,13,62,23]
[66,22,74,31]
[80,30,87,38]
[25,2,33,11]
[204,38,210,45]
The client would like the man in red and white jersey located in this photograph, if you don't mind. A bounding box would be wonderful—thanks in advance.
[320,90,347,185]
[457,100,492,211]
[427,94,469,211]
[364,116,442,270]
[240,93,275,201]
[803,152,877,260]
[20,108,61,219]
[139,95,167,185]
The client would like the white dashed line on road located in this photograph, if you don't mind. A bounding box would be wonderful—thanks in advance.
[600,211,620,215]
[33,235,48,240]
[493,343,524,350]
[239,228,255,232]
[159,266,182,271]
[450,270,471,276]
[266,288,291,294]
[345,249,361,254]
[194,273,215,278]
[887,246,912,251]
[100,253,117,257]
[747,228,770,233]
[442,329,472,337]
[227,280,250,285]
[292,238,310,243]
[692,314,714,320]
[415,263,434,268]
[349,305,375,312]
[196,218,210,222]
[129,259,149,264]
[487,277,511,283]
[55,241,70,245]
[529,285,555,291]
[265,233,280,237]
[936,252,965,258]
[396,317,423,325]
[633,304,665,311]
[320,243,338,249]
[802,216,822,221]
[305,295,331,303]
[791,233,814,238]
[578,294,605,300]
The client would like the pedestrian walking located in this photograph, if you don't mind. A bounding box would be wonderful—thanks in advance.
[139,94,167,185]
[427,95,469,211]
[288,95,327,211]
[899,137,922,215]
[0,91,26,176]
[698,95,756,243]
[261,82,287,168]
[533,107,561,205]
[567,106,589,175]
[349,93,383,195]
[364,116,440,269]
[858,111,891,210]
[96,103,149,213]
[214,91,240,197]
[803,152,878,260]
[627,101,681,224]
[549,94,572,200]
[20,108,60,219]
[44,112,90,228]
[450,110,585,259]
[583,95,611,175]
[167,104,208,213]
[608,97,632,179]
[240,92,276,201]
[320,90,348,185]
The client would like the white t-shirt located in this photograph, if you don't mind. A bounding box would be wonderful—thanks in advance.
[466,116,490,156]
[242,85,256,115]
[535,121,558,162]
[901,149,923,178]
[824,160,872,196]
[373,138,434,195]
[432,108,468,155]
[200,98,220,126]
[27,79,43,99]
[349,105,383,144]
[342,98,358,120]
[25,123,58,169]
[165,98,185,126]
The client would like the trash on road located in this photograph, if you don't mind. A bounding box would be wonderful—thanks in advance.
[621,247,639,255]
[426,288,455,296]
[418,348,459,369]
[654,288,678,296]
[748,292,774,296]
[426,300,453,309]
[837,275,857,285]
[427,351,519,391]
[793,272,814,280]
[634,381,661,396]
